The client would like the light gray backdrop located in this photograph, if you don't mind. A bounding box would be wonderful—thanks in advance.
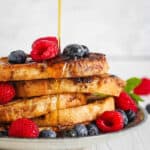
[0,0,149,59]
[0,1,150,150]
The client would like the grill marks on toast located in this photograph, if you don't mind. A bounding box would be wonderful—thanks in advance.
[0,53,109,81]
[14,74,125,98]
[33,97,115,127]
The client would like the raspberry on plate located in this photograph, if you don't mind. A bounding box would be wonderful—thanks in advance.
[0,83,15,104]
[96,111,124,133]
[30,36,59,62]
[134,78,150,95]
[8,118,39,138]
[115,92,138,113]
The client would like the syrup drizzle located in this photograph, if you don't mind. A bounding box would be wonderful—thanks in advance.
[57,0,62,50]
[56,0,63,129]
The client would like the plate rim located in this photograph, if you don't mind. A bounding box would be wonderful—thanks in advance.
[0,107,147,144]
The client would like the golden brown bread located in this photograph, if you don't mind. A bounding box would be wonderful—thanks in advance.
[34,97,115,127]
[0,94,86,123]
[14,74,125,98]
[0,53,109,81]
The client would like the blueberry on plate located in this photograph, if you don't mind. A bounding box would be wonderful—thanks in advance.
[86,123,100,136]
[63,129,77,137]
[39,130,56,138]
[0,130,8,137]
[125,110,136,123]
[117,109,128,126]
[75,124,88,137]
[8,50,27,64]
[63,44,89,59]
[145,104,150,114]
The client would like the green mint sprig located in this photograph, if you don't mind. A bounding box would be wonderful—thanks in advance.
[124,77,144,104]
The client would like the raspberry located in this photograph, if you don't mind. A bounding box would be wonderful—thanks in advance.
[32,36,58,49]
[0,83,15,104]
[134,78,150,95]
[96,111,124,133]
[30,37,59,62]
[115,92,138,113]
[8,118,39,138]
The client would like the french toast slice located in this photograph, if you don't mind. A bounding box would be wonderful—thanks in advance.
[0,53,108,81]
[15,74,125,98]
[34,97,115,127]
[0,94,86,123]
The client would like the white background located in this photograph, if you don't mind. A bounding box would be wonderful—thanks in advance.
[0,0,150,58]
[0,0,149,150]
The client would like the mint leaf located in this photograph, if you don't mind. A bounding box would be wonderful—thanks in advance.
[129,93,144,104]
[124,77,144,104]
[125,77,141,93]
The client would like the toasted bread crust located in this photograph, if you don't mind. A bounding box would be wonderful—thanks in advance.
[14,74,125,98]
[34,97,115,127]
[0,94,86,123]
[0,53,109,81]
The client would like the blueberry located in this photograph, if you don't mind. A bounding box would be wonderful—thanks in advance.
[39,130,57,138]
[81,45,89,56]
[86,123,99,136]
[63,44,89,59]
[145,104,150,114]
[125,110,136,123]
[0,130,8,137]
[75,124,88,137]
[63,129,77,137]
[117,109,128,126]
[8,50,27,64]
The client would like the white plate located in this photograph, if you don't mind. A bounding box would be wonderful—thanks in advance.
[0,108,147,150]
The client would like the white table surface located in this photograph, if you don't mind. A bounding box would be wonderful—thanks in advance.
[89,60,150,150]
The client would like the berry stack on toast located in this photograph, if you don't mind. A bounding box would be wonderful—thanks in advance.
[0,37,138,138]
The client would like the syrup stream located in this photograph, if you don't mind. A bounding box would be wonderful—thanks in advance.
[57,0,62,50]
[56,0,63,128]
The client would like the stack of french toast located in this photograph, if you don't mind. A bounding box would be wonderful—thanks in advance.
[0,43,125,132]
